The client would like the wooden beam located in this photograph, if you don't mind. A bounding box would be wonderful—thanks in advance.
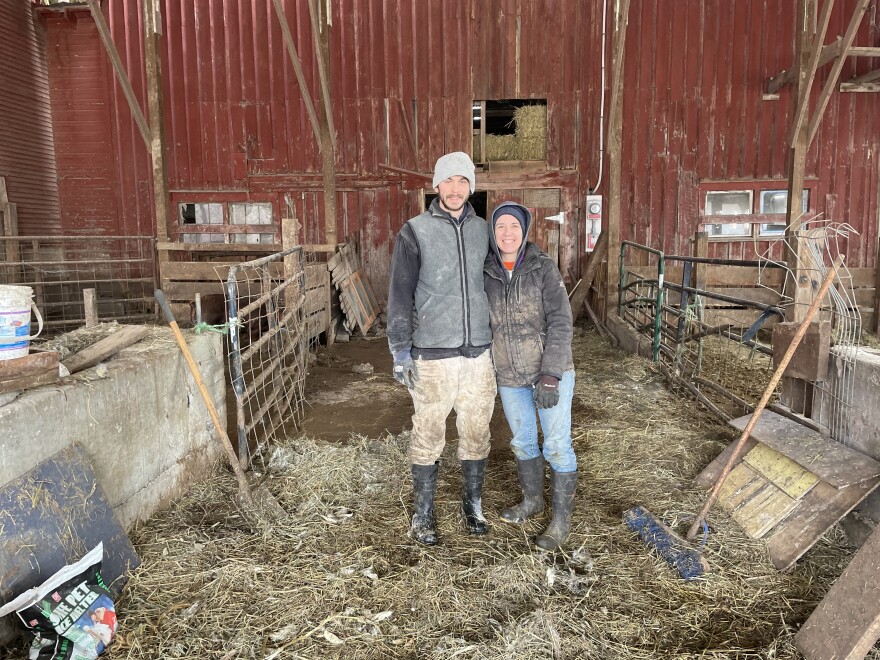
[272,0,322,148]
[783,0,814,323]
[570,228,607,322]
[61,325,151,375]
[788,0,836,147]
[850,46,880,56]
[379,163,432,182]
[605,0,631,313]
[86,0,150,150]
[806,0,871,147]
[841,81,880,92]
[307,0,335,152]
[143,0,171,260]
[768,37,841,94]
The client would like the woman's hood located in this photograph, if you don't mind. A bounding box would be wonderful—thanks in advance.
[488,201,532,269]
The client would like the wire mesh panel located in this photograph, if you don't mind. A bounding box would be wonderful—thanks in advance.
[0,235,156,334]
[618,221,861,439]
[207,247,317,467]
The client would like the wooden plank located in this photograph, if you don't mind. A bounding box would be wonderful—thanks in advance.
[767,478,880,570]
[306,263,329,289]
[705,286,782,305]
[0,350,58,379]
[694,437,759,489]
[702,308,781,329]
[794,524,880,659]
[165,280,227,300]
[304,287,327,316]
[732,479,799,539]
[0,366,59,395]
[772,321,830,381]
[743,443,820,499]
[707,265,785,288]
[157,242,282,253]
[718,463,765,512]
[730,411,880,488]
[162,262,288,281]
[61,326,151,375]
[848,267,875,288]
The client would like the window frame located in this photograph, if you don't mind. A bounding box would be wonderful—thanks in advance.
[699,181,815,242]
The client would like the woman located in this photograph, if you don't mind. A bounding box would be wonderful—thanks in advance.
[484,201,577,551]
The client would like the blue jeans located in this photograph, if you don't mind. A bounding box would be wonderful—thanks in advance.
[498,370,577,473]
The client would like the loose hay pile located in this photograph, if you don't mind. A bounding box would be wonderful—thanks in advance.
[92,331,870,659]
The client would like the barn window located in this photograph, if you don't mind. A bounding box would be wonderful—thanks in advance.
[176,201,278,244]
[472,99,547,163]
[180,203,224,243]
[703,191,752,238]
[230,202,275,244]
[758,189,809,237]
[701,184,813,240]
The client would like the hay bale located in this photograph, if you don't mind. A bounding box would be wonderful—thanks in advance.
[484,104,547,161]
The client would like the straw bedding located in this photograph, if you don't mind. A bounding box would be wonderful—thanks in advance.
[21,330,875,659]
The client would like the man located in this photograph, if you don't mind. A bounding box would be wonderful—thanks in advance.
[387,151,496,546]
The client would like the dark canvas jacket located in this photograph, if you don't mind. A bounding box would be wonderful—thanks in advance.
[484,202,573,388]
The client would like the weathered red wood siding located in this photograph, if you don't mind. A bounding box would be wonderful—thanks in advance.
[0,1,60,235]
[613,0,880,265]
[36,0,880,297]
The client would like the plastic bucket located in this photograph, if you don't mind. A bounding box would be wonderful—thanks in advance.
[0,285,43,361]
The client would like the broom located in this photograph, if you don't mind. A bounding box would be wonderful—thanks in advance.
[625,259,841,579]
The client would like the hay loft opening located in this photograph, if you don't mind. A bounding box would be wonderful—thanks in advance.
[472,99,547,163]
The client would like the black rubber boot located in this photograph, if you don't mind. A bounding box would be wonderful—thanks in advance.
[535,469,577,551]
[461,459,489,535]
[499,456,545,524]
[411,463,439,545]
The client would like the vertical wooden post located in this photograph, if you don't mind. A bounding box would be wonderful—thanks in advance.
[282,217,301,321]
[694,230,708,291]
[31,240,44,312]
[313,0,337,248]
[782,0,816,413]
[84,289,99,327]
[143,0,170,286]
[605,0,631,313]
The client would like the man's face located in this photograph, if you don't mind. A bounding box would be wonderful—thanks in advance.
[434,176,471,216]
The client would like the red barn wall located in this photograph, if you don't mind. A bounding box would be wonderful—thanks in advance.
[0,1,60,235]
[36,0,880,299]
[613,0,880,266]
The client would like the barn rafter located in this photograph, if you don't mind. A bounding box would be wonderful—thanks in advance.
[767,0,880,96]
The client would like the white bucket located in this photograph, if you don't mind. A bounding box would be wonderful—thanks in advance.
[0,285,44,361]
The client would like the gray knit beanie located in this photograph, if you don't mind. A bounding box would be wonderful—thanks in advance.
[432,152,476,193]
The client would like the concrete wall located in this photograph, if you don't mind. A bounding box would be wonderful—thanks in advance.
[0,328,226,528]
[0,328,226,646]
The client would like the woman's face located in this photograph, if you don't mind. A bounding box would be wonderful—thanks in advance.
[494,214,523,260]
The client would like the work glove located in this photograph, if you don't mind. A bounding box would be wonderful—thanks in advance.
[392,350,419,389]
[534,374,560,409]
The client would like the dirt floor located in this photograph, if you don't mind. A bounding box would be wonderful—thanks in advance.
[298,332,512,452]
[4,326,876,659]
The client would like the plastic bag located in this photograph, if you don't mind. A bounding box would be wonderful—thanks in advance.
[0,543,118,660]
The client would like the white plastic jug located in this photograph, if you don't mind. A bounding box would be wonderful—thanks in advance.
[0,285,44,360]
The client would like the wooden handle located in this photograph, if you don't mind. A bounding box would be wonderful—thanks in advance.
[686,260,841,541]
[155,289,253,504]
